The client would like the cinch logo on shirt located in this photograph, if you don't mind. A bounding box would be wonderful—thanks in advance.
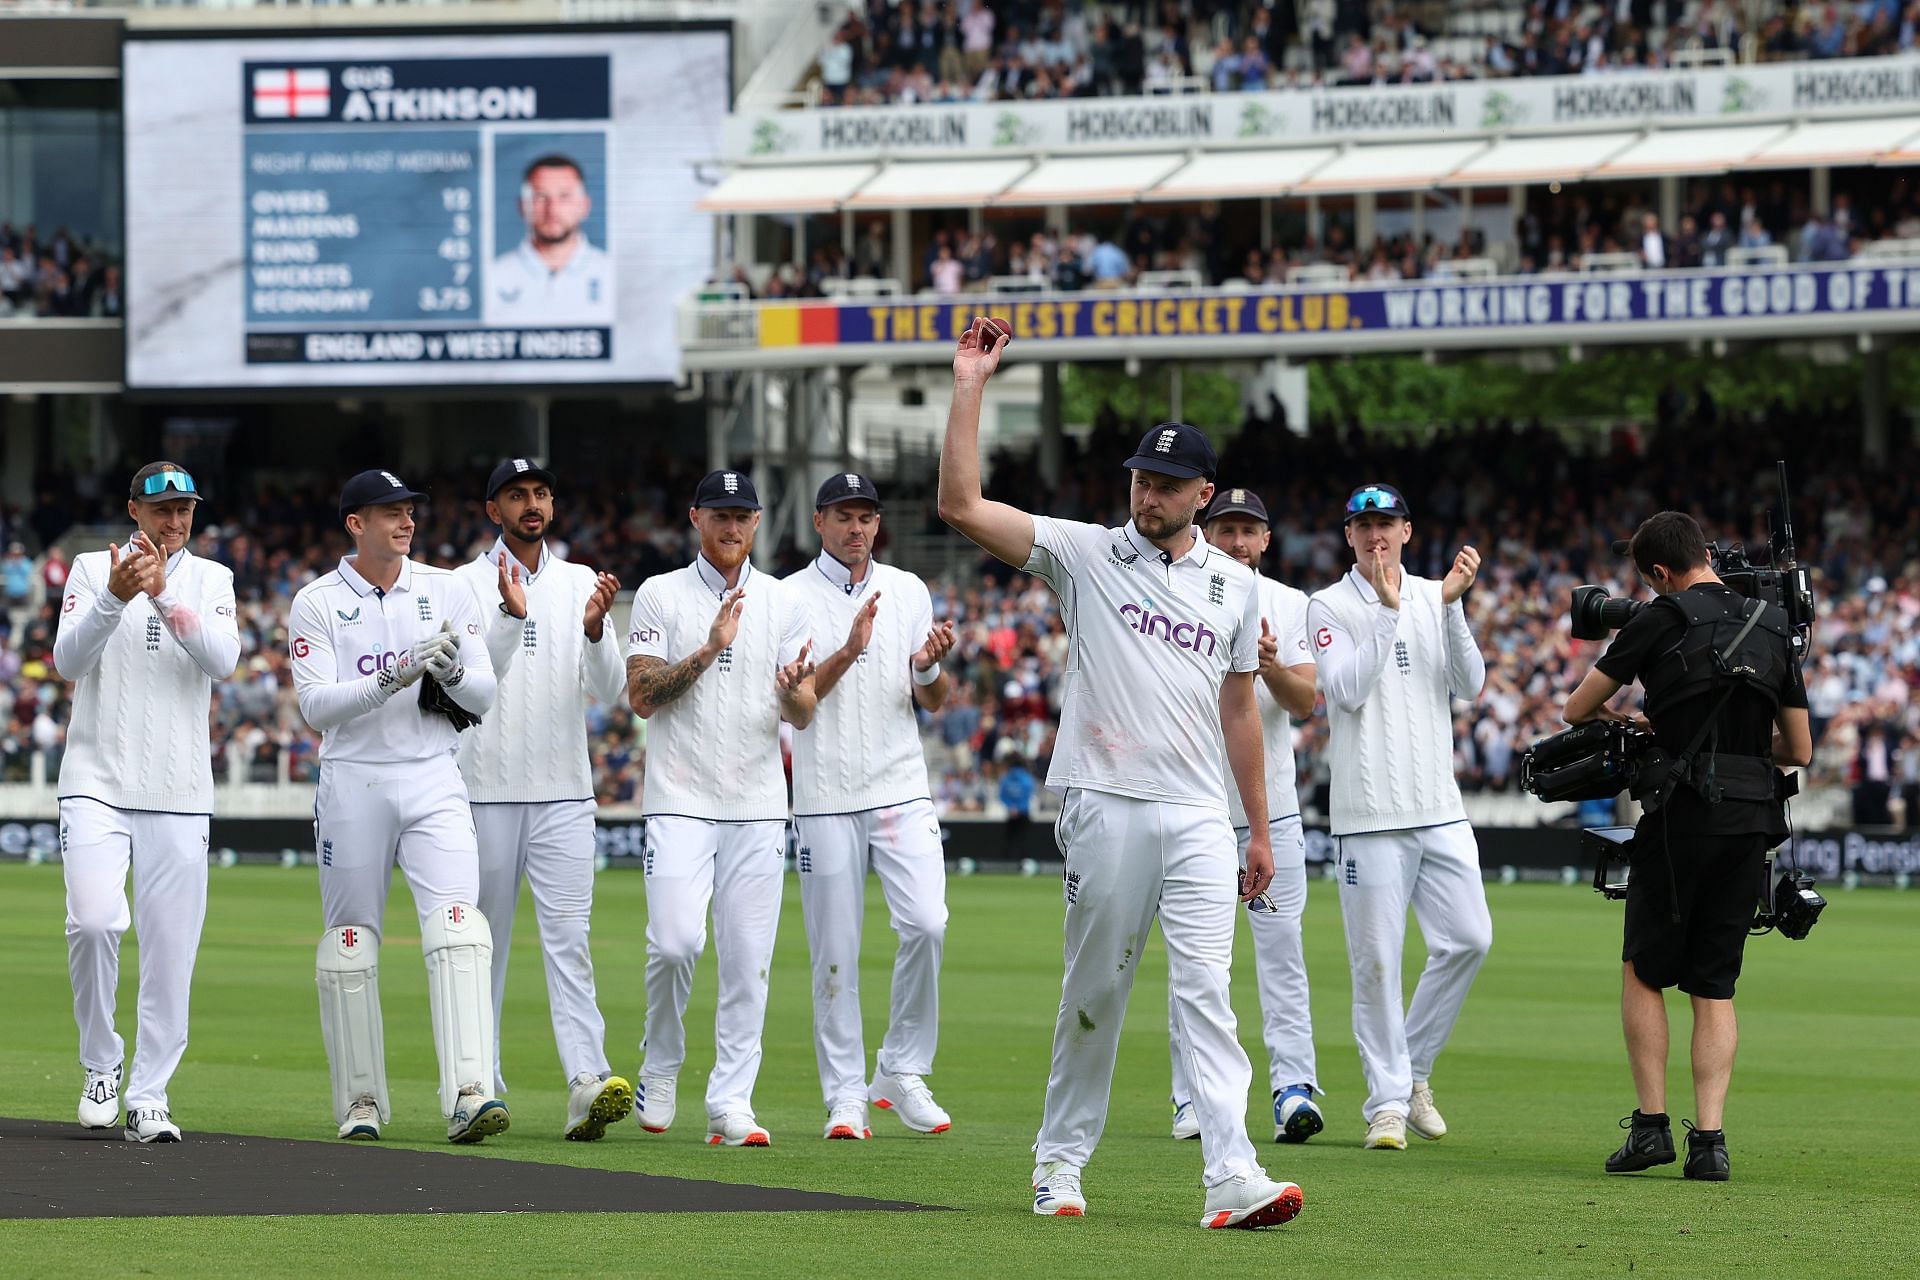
[355,648,399,675]
[1118,603,1219,657]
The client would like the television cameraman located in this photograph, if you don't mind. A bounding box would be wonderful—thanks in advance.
[1561,512,1811,1182]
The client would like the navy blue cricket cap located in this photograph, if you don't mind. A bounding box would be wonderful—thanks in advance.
[339,468,428,523]
[1205,486,1269,525]
[1122,422,1217,480]
[1343,483,1411,524]
[485,457,558,501]
[815,472,883,511]
[693,468,761,510]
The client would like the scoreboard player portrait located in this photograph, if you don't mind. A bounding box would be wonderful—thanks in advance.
[487,145,614,326]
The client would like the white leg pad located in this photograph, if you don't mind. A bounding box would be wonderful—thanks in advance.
[422,903,496,1118]
[316,925,389,1125]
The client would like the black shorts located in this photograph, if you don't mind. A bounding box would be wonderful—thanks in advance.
[1621,825,1769,1000]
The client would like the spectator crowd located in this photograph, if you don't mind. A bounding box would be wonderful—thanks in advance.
[4,398,1915,829]
[809,0,1920,108]
[0,223,121,320]
[719,169,1920,301]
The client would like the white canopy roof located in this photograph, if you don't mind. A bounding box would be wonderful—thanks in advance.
[844,158,1033,209]
[1142,147,1339,201]
[1292,138,1490,194]
[1447,131,1640,188]
[994,153,1188,205]
[1740,116,1920,170]
[697,163,876,214]
[1592,123,1790,178]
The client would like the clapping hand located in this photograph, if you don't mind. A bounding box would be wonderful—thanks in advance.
[777,640,816,694]
[1442,545,1482,605]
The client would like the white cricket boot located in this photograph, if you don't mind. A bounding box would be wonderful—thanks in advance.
[79,1066,121,1130]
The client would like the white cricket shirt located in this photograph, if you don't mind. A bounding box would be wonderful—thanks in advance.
[289,556,497,766]
[455,539,627,803]
[486,237,614,326]
[1306,564,1486,836]
[54,545,240,813]
[624,554,809,822]
[1225,571,1315,827]
[1023,517,1260,809]
[785,552,935,815]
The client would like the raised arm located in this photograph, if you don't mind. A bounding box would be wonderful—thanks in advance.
[151,558,241,680]
[53,550,129,681]
[1308,588,1398,714]
[625,584,740,719]
[937,316,1036,569]
[581,570,629,707]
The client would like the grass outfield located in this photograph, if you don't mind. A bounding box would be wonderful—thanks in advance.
[1,864,1915,1277]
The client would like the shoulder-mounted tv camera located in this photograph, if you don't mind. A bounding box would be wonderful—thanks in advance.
[1567,461,1816,659]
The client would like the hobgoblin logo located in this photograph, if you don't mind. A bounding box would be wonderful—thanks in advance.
[1119,603,1218,656]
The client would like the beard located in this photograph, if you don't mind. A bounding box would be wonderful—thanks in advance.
[1134,509,1195,541]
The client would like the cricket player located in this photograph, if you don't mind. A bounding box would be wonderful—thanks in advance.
[289,469,505,1144]
[624,469,817,1147]
[455,459,631,1141]
[53,463,238,1143]
[938,316,1304,1231]
[486,154,614,326]
[786,472,958,1141]
[1305,483,1489,1150]
[1167,487,1324,1145]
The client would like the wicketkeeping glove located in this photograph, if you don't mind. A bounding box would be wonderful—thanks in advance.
[418,669,481,732]
[379,631,455,694]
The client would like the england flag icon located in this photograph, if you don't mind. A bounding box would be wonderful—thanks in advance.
[251,67,331,119]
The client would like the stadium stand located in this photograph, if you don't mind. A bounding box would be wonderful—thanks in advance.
[800,1,1920,108]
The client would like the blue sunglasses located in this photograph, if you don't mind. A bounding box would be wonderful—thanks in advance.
[139,470,198,498]
[1346,488,1401,515]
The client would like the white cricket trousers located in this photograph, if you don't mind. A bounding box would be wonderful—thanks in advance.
[1036,789,1262,1189]
[314,755,479,934]
[1335,820,1492,1123]
[795,797,949,1109]
[640,816,785,1119]
[1170,814,1317,1104]
[473,799,610,1091]
[60,799,208,1114]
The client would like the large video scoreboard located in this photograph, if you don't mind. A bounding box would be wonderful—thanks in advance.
[124,27,728,390]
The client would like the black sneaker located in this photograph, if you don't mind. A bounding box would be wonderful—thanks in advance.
[1683,1122,1730,1181]
[1605,1110,1675,1173]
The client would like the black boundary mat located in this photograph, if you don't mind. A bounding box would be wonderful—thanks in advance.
[0,1117,944,1219]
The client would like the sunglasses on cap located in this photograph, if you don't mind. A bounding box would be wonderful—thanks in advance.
[1346,487,1401,515]
[139,470,198,497]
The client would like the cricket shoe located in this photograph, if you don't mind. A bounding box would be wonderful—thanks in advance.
[707,1112,772,1147]
[868,1069,951,1133]
[338,1093,382,1141]
[78,1065,121,1130]
[1605,1110,1675,1173]
[634,1074,676,1133]
[1683,1122,1730,1182]
[448,1083,510,1143]
[823,1101,870,1140]
[1201,1173,1304,1230]
[1274,1085,1324,1144]
[1365,1112,1408,1150]
[125,1108,181,1144]
[1408,1080,1448,1140]
[564,1072,634,1142]
[1170,1100,1201,1140]
[1032,1162,1086,1217]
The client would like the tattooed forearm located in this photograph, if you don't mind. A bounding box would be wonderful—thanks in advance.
[627,652,710,716]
